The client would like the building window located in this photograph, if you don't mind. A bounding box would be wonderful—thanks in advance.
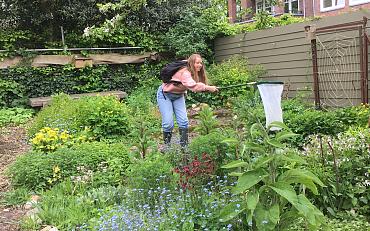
[284,0,299,14]
[349,0,370,6]
[320,0,345,12]
[256,0,272,13]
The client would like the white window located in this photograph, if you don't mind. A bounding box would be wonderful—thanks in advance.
[256,0,272,13]
[320,0,345,12]
[349,0,370,6]
[284,0,299,14]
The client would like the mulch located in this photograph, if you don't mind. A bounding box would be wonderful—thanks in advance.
[0,126,31,231]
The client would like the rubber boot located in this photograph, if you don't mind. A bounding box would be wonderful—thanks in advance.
[179,128,188,148]
[160,131,172,153]
[163,131,172,145]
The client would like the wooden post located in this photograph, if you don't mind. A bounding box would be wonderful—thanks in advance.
[305,25,320,108]
[228,0,237,23]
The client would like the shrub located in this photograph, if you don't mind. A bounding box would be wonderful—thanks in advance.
[28,94,131,140]
[76,95,131,140]
[303,127,370,216]
[188,56,265,106]
[284,104,370,147]
[189,133,235,170]
[7,142,131,190]
[125,153,178,191]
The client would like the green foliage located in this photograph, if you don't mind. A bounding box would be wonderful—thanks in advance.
[128,119,159,159]
[193,105,219,135]
[7,142,131,190]
[77,96,131,140]
[0,79,26,107]
[235,13,307,33]
[0,0,110,45]
[189,132,235,173]
[84,23,160,50]
[231,89,264,126]
[325,212,370,231]
[303,127,370,217]
[220,122,325,230]
[125,153,178,191]
[28,94,78,137]
[0,30,35,60]
[32,181,126,230]
[28,94,131,140]
[188,56,265,106]
[164,0,232,58]
[0,63,158,102]
[0,107,34,127]
[0,187,30,206]
[283,103,370,147]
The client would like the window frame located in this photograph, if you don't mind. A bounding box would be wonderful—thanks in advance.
[349,0,370,6]
[255,0,273,13]
[284,0,299,14]
[320,0,345,12]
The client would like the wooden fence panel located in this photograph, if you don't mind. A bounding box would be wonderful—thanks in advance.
[214,10,370,106]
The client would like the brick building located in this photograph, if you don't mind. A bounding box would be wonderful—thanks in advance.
[227,0,370,22]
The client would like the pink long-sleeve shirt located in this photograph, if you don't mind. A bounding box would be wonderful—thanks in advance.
[162,68,206,94]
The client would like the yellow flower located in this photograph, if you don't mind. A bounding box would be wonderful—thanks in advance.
[60,131,70,141]
[53,165,60,173]
[46,129,58,140]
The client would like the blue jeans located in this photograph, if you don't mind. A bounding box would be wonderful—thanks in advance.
[157,86,188,132]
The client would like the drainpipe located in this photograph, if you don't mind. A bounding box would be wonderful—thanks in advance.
[303,0,306,17]
[313,0,316,17]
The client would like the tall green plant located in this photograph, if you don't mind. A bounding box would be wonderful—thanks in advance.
[194,105,218,135]
[220,122,325,230]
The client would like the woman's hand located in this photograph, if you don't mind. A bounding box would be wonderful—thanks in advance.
[206,85,219,92]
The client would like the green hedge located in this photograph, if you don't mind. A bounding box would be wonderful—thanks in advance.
[0,62,161,100]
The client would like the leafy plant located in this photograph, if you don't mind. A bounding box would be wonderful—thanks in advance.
[0,187,30,206]
[0,79,26,107]
[163,0,233,59]
[188,56,265,106]
[7,142,131,190]
[194,105,218,135]
[174,153,215,190]
[28,94,131,140]
[189,132,235,172]
[129,119,158,159]
[220,122,325,230]
[303,127,370,217]
[125,152,178,192]
[0,107,34,127]
[283,104,370,147]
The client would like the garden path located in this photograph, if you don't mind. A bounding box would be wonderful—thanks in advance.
[0,126,31,231]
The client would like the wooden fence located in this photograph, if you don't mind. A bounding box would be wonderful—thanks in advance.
[214,10,370,106]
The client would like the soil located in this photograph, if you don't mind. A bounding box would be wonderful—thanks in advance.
[0,126,31,231]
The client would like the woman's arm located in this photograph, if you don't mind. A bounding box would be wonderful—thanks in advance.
[181,70,217,92]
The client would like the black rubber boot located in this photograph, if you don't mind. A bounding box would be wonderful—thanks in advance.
[179,128,188,148]
[160,131,172,153]
[163,131,172,144]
